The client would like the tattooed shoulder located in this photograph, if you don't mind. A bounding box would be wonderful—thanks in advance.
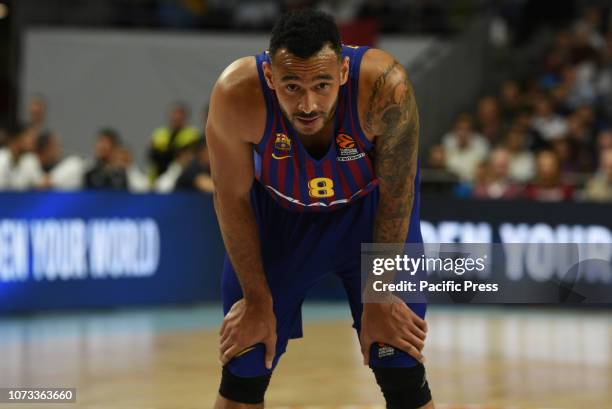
[362,52,420,242]
[363,59,418,140]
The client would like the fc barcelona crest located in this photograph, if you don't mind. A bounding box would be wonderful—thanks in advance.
[274,133,292,152]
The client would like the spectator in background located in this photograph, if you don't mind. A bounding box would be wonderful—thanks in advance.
[20,123,37,153]
[149,102,199,180]
[112,145,149,193]
[175,138,213,193]
[530,95,568,141]
[541,30,573,79]
[597,129,612,153]
[426,3,611,201]
[561,63,597,111]
[154,142,196,193]
[502,126,535,182]
[511,109,539,148]
[549,83,572,115]
[476,96,502,143]
[571,11,603,63]
[499,80,524,126]
[26,94,48,132]
[573,5,606,51]
[443,114,489,181]
[36,131,60,174]
[0,125,43,190]
[473,148,523,199]
[36,131,85,190]
[455,160,489,198]
[583,149,612,201]
[157,0,207,29]
[525,150,574,201]
[84,129,128,190]
[550,138,574,174]
[513,109,533,131]
[425,144,446,170]
[565,111,595,172]
[574,105,596,131]
[233,1,279,29]
[420,144,458,195]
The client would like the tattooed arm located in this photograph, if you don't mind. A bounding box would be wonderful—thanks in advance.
[358,51,428,367]
[364,56,420,243]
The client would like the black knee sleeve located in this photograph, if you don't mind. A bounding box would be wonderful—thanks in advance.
[372,364,432,409]
[218,367,272,405]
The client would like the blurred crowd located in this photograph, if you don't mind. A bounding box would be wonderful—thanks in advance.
[3,2,612,202]
[173,0,454,34]
[423,4,612,202]
[0,98,212,194]
[19,0,456,35]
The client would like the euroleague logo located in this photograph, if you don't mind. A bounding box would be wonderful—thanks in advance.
[336,133,365,162]
[377,342,396,358]
[336,133,356,149]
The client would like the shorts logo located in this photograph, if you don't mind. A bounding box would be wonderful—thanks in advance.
[336,133,365,162]
[377,342,396,359]
[273,133,292,160]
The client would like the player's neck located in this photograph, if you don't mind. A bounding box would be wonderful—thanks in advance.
[297,118,335,160]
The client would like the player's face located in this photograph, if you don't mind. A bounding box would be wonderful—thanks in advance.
[264,46,349,135]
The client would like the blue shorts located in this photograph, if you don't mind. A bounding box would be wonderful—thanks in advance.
[222,182,426,377]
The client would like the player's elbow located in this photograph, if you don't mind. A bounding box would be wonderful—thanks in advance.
[212,188,252,222]
[211,180,252,207]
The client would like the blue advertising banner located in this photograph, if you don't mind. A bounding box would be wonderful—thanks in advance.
[0,192,225,312]
[2,192,611,312]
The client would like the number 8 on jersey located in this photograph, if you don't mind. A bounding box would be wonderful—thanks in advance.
[308,177,335,198]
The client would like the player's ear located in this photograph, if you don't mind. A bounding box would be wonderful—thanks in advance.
[262,61,275,90]
[339,56,349,86]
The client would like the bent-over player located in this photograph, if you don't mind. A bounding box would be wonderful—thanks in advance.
[207,9,433,409]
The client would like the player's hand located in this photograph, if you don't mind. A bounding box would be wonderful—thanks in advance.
[219,298,277,369]
[359,296,427,365]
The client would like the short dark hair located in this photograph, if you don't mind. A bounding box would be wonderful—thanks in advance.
[269,9,342,60]
[97,128,121,145]
[170,101,190,116]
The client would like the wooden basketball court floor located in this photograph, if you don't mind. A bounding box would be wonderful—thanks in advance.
[0,303,610,409]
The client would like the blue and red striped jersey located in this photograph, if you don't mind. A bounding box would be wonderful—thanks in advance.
[253,45,381,212]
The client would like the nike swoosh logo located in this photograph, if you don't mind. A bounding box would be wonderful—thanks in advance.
[272,153,292,160]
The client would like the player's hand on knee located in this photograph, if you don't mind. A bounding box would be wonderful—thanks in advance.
[360,296,428,365]
[219,298,277,369]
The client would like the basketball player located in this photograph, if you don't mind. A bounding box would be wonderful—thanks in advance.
[207,10,433,409]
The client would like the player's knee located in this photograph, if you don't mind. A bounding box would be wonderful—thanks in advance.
[219,366,272,405]
[372,364,432,409]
